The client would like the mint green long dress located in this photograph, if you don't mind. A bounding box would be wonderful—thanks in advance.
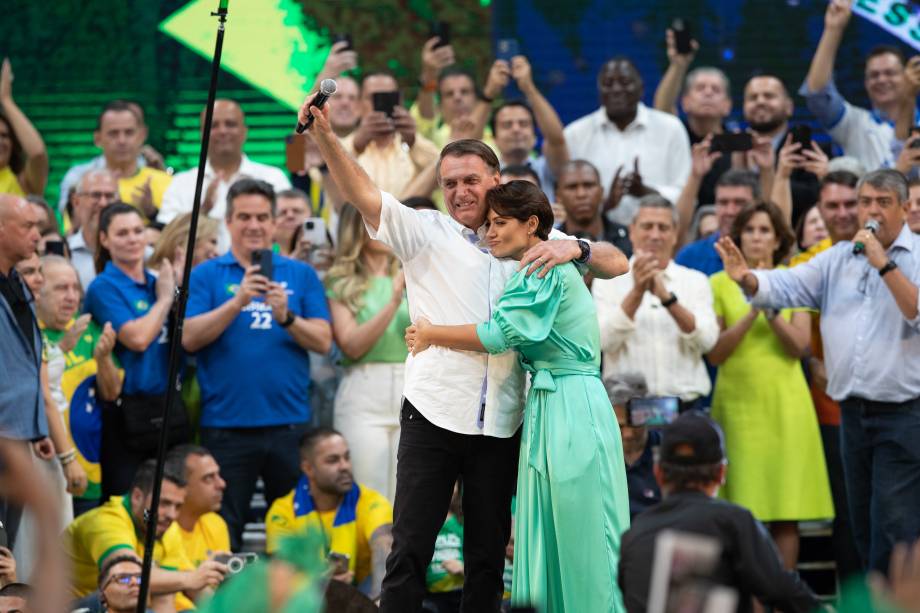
[476,263,630,613]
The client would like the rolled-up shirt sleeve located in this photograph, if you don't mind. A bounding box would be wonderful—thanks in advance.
[365,190,430,261]
[680,273,719,353]
[798,78,847,130]
[592,277,635,353]
[751,260,824,311]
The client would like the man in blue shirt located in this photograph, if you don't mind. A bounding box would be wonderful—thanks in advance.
[675,169,758,276]
[716,169,920,574]
[183,178,332,549]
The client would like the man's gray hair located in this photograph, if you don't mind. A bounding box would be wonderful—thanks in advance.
[77,168,117,193]
[683,67,731,99]
[631,194,679,226]
[856,168,908,203]
[603,372,649,407]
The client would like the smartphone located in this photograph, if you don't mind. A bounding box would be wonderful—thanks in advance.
[496,38,520,62]
[372,91,401,118]
[429,21,451,49]
[285,134,307,174]
[627,396,680,427]
[910,126,920,149]
[332,32,353,51]
[44,240,67,257]
[710,132,753,153]
[251,249,273,281]
[302,218,328,247]
[791,124,812,150]
[328,552,350,575]
[672,18,693,55]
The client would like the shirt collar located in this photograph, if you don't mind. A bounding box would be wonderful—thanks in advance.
[597,102,648,132]
[205,154,253,179]
[104,261,151,287]
[890,221,915,253]
[68,231,88,252]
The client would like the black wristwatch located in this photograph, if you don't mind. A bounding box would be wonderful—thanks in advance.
[574,239,592,264]
[280,311,296,328]
[878,260,898,277]
[661,292,678,308]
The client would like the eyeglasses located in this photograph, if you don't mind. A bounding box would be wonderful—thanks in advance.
[105,573,143,588]
[79,191,118,201]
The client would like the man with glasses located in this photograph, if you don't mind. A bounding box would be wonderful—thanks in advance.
[67,169,119,289]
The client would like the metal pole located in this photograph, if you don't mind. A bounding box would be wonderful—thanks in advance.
[135,2,229,610]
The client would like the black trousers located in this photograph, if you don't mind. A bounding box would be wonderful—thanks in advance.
[379,399,520,613]
[100,403,151,500]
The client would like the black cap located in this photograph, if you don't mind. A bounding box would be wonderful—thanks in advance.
[660,411,725,466]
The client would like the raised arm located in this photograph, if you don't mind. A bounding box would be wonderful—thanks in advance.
[298,101,383,230]
[677,138,722,243]
[0,59,49,194]
[310,41,358,92]
[417,38,455,121]
[770,136,802,226]
[512,56,569,176]
[895,55,920,141]
[805,0,851,93]
[653,29,698,115]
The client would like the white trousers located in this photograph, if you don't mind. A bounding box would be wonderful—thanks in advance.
[333,362,404,503]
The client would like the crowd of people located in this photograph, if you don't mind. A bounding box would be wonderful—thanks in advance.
[2,0,920,611]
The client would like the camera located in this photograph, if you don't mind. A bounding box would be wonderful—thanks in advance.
[213,552,258,574]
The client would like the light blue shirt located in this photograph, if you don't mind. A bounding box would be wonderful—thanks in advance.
[751,223,920,403]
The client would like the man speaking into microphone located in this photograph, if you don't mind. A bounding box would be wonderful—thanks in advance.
[713,168,920,574]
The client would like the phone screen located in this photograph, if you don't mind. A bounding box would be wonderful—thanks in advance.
[429,21,451,48]
[791,124,812,150]
[672,19,692,55]
[372,91,400,118]
[627,397,680,427]
[710,132,753,153]
[496,38,520,62]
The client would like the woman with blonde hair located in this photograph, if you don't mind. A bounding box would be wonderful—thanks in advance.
[325,203,408,501]
[148,212,221,277]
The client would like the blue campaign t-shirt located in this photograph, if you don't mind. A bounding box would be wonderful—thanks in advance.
[675,231,724,277]
[186,252,330,428]
[83,262,170,395]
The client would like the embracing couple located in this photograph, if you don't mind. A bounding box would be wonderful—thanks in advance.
[299,99,631,613]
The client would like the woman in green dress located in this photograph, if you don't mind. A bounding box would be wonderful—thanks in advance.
[406,181,630,612]
[709,201,833,570]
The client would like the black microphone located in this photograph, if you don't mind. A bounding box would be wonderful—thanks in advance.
[853,219,880,255]
[296,79,337,134]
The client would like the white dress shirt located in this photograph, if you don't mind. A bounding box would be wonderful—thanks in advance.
[564,103,691,204]
[157,155,291,252]
[368,191,575,437]
[592,258,718,400]
[67,230,96,291]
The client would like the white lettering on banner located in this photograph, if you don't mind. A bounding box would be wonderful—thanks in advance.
[853,0,920,50]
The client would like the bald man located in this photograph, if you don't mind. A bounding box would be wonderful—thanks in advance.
[158,99,291,250]
[0,194,52,548]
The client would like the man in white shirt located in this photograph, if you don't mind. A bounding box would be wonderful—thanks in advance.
[299,97,628,612]
[593,195,718,410]
[564,57,691,207]
[157,99,291,250]
[67,169,119,290]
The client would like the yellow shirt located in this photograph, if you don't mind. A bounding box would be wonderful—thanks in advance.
[0,166,24,196]
[63,496,193,598]
[265,478,392,584]
[179,512,231,567]
[790,237,832,266]
[118,166,172,211]
[340,132,439,199]
[409,102,497,152]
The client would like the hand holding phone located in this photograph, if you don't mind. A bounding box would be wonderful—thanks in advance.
[372,91,401,118]
[251,249,274,282]
[496,38,520,62]
[671,19,693,55]
[429,21,451,49]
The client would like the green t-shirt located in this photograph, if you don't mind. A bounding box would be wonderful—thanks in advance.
[426,514,464,593]
[327,275,410,366]
[42,319,121,501]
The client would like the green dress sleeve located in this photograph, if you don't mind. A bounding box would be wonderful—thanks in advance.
[476,266,564,354]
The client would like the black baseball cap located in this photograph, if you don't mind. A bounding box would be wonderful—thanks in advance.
[660,411,725,466]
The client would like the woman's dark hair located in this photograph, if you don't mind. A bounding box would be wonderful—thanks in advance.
[0,113,25,175]
[729,201,795,266]
[95,202,144,273]
[485,180,554,240]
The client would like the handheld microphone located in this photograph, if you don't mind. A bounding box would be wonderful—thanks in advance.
[296,79,337,134]
[852,219,880,255]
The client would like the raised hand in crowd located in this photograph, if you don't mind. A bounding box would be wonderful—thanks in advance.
[140,144,167,172]
[510,55,535,92]
[771,135,801,224]
[320,40,358,81]
[93,322,117,361]
[449,115,479,142]
[58,312,92,353]
[896,136,920,174]
[131,177,158,220]
[352,108,395,153]
[266,281,290,324]
[800,140,829,179]
[1,57,50,194]
[392,105,417,148]
[483,59,512,101]
[421,36,455,85]
[653,26,699,115]
[675,137,722,242]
